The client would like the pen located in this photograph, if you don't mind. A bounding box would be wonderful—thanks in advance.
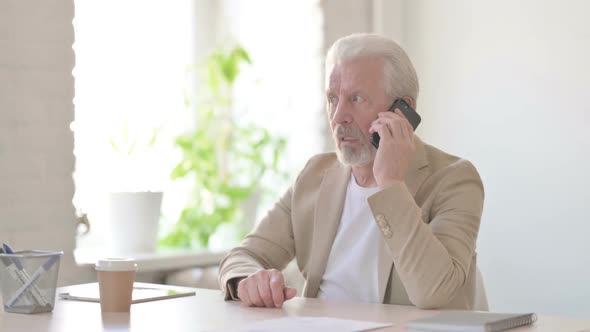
[2,244,49,306]
[0,247,34,305]
[6,254,59,308]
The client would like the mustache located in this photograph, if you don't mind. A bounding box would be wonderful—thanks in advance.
[336,125,364,139]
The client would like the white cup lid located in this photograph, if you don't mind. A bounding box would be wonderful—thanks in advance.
[95,258,138,271]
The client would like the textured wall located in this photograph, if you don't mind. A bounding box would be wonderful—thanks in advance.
[0,0,81,285]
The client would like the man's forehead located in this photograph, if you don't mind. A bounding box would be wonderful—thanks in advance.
[327,57,384,89]
[328,66,341,87]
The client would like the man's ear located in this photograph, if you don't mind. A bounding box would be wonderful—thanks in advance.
[402,96,416,109]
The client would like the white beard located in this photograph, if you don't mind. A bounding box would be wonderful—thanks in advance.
[333,125,375,166]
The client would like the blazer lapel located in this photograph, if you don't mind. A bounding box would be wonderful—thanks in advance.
[377,135,430,302]
[304,136,430,301]
[304,164,351,297]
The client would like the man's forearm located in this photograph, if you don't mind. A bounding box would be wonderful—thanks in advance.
[368,162,484,308]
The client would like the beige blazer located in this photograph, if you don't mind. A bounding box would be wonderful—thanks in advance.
[218,136,484,309]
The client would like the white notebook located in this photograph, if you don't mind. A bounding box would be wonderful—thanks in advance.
[406,311,537,332]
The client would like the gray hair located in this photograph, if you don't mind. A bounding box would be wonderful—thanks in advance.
[325,33,419,104]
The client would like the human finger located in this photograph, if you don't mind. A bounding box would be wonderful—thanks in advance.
[269,271,286,307]
[284,287,297,301]
[374,123,392,145]
[256,272,275,307]
[246,277,264,307]
[390,119,405,141]
[237,278,252,306]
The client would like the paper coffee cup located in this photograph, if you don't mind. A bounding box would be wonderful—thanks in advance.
[95,258,137,312]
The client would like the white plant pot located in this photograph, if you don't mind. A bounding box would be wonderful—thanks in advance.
[108,191,163,255]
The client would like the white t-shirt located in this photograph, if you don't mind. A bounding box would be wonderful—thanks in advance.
[317,175,381,303]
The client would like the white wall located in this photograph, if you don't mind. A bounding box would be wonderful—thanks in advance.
[384,0,590,317]
[321,0,377,151]
[0,0,88,285]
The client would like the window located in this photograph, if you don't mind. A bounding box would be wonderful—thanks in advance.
[73,0,324,251]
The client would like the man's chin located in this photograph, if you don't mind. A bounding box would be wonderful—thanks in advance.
[336,147,375,166]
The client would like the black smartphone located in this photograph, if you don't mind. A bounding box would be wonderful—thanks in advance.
[370,98,421,149]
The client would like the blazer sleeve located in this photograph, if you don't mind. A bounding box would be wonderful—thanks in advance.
[367,159,484,309]
[217,185,297,300]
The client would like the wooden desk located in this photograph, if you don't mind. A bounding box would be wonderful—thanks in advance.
[1,283,589,332]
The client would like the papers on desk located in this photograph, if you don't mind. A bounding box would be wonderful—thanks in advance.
[58,283,195,304]
[214,316,392,332]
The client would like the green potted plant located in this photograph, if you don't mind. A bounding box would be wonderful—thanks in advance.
[160,45,286,249]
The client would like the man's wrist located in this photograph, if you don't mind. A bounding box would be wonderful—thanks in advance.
[227,277,246,300]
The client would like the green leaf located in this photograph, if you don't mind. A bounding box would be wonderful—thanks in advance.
[126,140,137,157]
[109,138,120,154]
[233,46,252,64]
[165,43,288,250]
[148,126,163,148]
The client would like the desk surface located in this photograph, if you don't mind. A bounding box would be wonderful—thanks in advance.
[1,283,589,332]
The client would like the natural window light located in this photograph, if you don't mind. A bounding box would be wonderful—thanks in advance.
[72,0,324,252]
[72,0,193,250]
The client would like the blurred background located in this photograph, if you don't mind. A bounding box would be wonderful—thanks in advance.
[1,0,588,318]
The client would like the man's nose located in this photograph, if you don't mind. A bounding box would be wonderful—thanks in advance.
[332,100,352,124]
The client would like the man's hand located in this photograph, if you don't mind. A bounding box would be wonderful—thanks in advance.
[370,109,416,189]
[237,269,297,308]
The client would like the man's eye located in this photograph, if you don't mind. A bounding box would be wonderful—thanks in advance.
[328,96,338,105]
[352,95,364,103]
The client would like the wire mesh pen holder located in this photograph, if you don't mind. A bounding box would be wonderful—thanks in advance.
[0,250,63,314]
